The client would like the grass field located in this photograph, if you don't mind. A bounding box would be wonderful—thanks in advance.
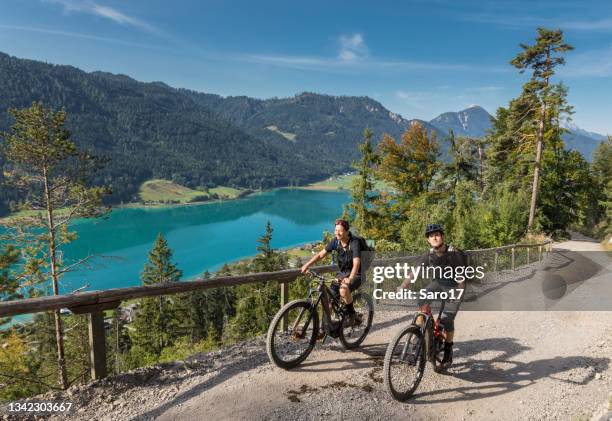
[301,174,391,191]
[0,207,72,223]
[139,179,244,204]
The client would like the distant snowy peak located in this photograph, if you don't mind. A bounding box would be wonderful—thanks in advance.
[561,121,607,141]
[388,111,405,125]
[429,105,492,138]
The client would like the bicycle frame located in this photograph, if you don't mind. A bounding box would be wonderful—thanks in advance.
[307,271,347,338]
[282,272,345,343]
[402,301,447,363]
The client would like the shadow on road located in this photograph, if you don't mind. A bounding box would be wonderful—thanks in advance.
[409,336,609,404]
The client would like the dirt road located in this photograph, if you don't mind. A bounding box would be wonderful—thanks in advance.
[23,234,611,421]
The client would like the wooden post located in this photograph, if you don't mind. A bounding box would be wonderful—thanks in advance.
[88,311,107,380]
[280,281,289,331]
[527,248,530,265]
[538,246,542,262]
[69,301,120,380]
[511,247,515,271]
[493,251,498,272]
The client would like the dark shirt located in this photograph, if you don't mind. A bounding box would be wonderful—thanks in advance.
[416,244,467,285]
[325,233,362,275]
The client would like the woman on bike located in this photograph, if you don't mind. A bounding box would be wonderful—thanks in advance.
[300,219,362,327]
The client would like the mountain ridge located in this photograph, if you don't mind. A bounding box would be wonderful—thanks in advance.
[0,51,606,214]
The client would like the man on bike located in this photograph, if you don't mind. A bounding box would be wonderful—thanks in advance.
[399,223,466,368]
[301,219,363,327]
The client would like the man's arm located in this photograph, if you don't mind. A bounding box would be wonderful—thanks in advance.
[344,257,361,283]
[301,248,328,274]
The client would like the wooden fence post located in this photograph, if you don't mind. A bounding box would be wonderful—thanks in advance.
[280,281,289,331]
[69,301,120,380]
[493,251,498,272]
[88,311,107,380]
[538,246,542,262]
[527,248,530,265]
[511,247,515,271]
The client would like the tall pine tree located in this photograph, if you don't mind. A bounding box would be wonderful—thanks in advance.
[130,233,184,359]
[510,27,573,231]
[0,102,110,389]
[348,128,380,238]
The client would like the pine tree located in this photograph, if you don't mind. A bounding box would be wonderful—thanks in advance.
[0,102,110,389]
[183,270,235,342]
[230,222,287,338]
[591,137,612,237]
[0,244,20,327]
[510,27,574,232]
[437,131,480,207]
[348,128,380,238]
[130,233,184,358]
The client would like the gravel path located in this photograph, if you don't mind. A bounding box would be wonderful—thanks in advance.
[5,234,611,421]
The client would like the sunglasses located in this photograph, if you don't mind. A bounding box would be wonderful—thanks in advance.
[335,219,349,230]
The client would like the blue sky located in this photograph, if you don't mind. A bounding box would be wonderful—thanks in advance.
[1,0,611,133]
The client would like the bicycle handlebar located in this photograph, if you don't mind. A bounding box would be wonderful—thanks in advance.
[307,269,339,285]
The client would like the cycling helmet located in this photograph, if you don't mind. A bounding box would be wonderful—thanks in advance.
[425,223,444,237]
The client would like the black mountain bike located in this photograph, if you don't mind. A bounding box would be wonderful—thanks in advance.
[383,300,448,401]
[266,270,374,369]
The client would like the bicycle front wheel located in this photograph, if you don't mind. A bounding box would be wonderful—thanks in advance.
[266,299,319,369]
[383,324,426,401]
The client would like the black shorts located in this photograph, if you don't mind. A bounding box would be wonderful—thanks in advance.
[330,272,362,296]
[416,280,461,332]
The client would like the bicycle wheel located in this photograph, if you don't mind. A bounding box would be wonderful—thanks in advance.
[339,292,374,349]
[266,299,319,369]
[383,325,426,401]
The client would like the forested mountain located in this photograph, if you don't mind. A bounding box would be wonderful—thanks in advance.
[0,51,606,215]
[0,52,330,213]
[182,90,410,165]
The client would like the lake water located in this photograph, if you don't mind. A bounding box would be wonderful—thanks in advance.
[46,188,350,293]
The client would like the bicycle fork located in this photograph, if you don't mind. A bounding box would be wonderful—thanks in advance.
[400,313,431,363]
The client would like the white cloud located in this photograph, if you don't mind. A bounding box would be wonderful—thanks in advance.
[560,45,612,77]
[560,18,612,31]
[461,13,612,32]
[395,86,504,111]
[0,24,166,50]
[44,0,157,33]
[240,53,509,75]
[338,33,368,61]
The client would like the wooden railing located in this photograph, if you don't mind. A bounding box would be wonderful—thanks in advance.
[0,240,553,381]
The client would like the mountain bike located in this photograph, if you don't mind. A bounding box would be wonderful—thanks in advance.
[266,269,374,369]
[383,300,449,401]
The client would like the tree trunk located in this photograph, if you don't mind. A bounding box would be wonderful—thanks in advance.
[43,166,68,390]
[527,49,552,233]
[477,141,484,190]
[527,100,546,232]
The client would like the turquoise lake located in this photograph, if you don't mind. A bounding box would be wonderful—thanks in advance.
[43,188,350,294]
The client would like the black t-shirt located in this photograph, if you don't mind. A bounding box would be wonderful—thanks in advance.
[325,234,362,275]
[416,244,467,285]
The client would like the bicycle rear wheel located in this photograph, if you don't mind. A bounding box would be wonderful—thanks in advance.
[339,292,374,349]
[383,325,426,401]
[266,299,319,369]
